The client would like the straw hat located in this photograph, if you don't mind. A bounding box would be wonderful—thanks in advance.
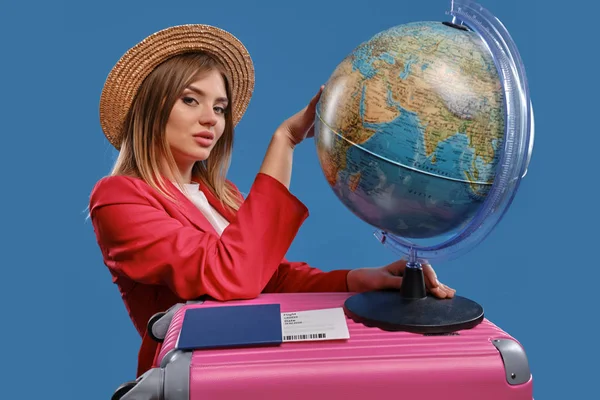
[99,24,255,149]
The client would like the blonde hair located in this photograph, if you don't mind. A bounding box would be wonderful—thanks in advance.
[111,52,242,211]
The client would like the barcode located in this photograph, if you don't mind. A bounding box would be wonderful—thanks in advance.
[284,333,327,341]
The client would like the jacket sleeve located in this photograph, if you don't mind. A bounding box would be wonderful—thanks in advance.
[263,258,350,293]
[89,173,309,301]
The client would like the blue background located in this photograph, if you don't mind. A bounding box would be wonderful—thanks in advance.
[1,0,597,398]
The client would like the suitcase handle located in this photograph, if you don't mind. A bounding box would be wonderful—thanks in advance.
[147,300,205,342]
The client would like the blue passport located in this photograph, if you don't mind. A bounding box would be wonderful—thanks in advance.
[176,303,283,350]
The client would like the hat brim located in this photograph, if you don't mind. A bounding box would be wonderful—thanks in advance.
[99,24,255,149]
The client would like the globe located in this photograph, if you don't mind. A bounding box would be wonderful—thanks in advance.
[314,0,534,333]
[316,20,504,242]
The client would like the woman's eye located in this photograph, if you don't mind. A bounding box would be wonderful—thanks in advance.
[214,106,225,114]
[182,97,198,105]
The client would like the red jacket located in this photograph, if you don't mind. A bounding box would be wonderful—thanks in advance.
[89,172,349,377]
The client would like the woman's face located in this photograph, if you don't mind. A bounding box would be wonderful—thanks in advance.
[165,69,229,172]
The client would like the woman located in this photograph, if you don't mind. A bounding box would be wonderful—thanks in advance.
[89,24,455,377]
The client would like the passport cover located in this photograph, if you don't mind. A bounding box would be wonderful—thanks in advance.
[176,303,283,350]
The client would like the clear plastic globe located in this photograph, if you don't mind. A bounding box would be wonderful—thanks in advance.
[314,0,534,333]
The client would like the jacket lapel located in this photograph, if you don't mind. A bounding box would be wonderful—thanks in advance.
[163,179,221,235]
[197,180,237,223]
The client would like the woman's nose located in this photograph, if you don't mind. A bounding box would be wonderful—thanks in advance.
[199,105,218,126]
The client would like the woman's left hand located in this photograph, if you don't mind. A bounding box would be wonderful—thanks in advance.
[346,259,456,299]
[276,85,324,147]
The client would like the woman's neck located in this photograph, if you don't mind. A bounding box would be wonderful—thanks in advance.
[160,159,194,184]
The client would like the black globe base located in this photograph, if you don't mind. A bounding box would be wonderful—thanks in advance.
[344,264,484,334]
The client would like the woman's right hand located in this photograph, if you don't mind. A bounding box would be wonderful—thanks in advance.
[276,85,324,148]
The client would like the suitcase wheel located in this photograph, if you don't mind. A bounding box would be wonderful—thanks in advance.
[111,380,137,400]
[147,311,167,342]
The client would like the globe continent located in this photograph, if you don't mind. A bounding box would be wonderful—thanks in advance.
[315,21,505,240]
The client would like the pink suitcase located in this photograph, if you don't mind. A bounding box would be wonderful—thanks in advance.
[112,292,533,400]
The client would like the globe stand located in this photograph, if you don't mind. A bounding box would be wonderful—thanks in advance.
[343,261,484,334]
